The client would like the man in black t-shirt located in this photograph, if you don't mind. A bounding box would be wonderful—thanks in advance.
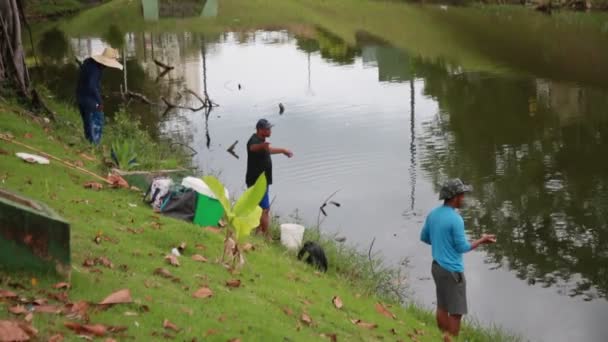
[246,119,293,238]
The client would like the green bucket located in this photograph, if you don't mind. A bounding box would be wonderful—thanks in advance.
[193,193,224,227]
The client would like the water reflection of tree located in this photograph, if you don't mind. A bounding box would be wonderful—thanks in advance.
[414,56,608,300]
[37,28,69,63]
[294,28,360,65]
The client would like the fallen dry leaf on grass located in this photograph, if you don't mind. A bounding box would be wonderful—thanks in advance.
[351,319,378,329]
[165,255,180,267]
[153,268,173,278]
[195,244,206,250]
[99,289,132,305]
[180,307,193,316]
[32,299,47,306]
[0,289,17,298]
[80,153,96,162]
[205,329,218,337]
[413,328,425,336]
[300,313,313,326]
[34,305,62,314]
[0,320,36,341]
[282,307,293,316]
[192,287,213,299]
[390,328,398,335]
[23,133,32,139]
[320,333,338,342]
[83,182,103,190]
[48,333,64,342]
[97,256,113,268]
[107,174,129,189]
[65,301,89,321]
[163,319,180,332]
[332,296,343,309]
[225,279,241,288]
[228,338,241,342]
[191,255,207,262]
[8,306,26,315]
[242,243,255,252]
[64,322,107,337]
[204,227,221,234]
[53,282,70,290]
[375,302,397,319]
[72,160,84,168]
[82,256,113,269]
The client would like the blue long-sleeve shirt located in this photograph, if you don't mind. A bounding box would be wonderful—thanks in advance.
[76,58,104,113]
[420,205,471,272]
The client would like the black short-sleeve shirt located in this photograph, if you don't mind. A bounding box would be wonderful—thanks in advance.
[246,134,272,187]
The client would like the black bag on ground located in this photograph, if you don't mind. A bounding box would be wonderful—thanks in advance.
[160,188,198,222]
[297,241,328,272]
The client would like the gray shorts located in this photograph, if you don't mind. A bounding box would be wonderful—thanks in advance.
[431,261,468,315]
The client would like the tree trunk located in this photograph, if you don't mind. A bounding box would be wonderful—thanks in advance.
[0,0,30,96]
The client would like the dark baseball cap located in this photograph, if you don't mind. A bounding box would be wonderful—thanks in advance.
[439,178,473,200]
[256,118,274,130]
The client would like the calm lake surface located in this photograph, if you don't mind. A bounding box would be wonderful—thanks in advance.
[34,2,608,341]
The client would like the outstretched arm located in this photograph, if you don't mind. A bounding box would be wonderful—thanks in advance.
[269,146,293,157]
[453,218,496,252]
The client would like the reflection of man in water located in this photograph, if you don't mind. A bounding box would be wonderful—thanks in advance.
[420,179,496,341]
[76,47,123,144]
[246,119,293,238]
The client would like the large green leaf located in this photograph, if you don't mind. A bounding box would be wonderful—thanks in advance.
[233,173,267,217]
[202,176,232,214]
[232,206,263,241]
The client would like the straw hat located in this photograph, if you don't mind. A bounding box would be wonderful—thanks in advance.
[92,47,123,70]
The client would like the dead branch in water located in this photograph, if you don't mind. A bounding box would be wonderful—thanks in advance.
[184,88,208,106]
[125,91,153,105]
[154,58,174,70]
[226,140,239,159]
[161,96,176,109]
[368,237,376,274]
[161,95,218,112]
[316,189,341,231]
[155,68,171,82]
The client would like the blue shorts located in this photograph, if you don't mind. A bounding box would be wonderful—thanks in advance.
[260,186,270,210]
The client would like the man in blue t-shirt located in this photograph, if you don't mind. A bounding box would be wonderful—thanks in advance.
[420,178,496,341]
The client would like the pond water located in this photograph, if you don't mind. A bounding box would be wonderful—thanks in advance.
[33,2,608,341]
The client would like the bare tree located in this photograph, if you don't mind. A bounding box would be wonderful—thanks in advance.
[0,0,30,96]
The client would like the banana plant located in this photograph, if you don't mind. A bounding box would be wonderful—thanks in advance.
[111,140,138,170]
[203,173,267,268]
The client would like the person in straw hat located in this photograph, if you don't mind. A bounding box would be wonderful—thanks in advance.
[76,47,123,144]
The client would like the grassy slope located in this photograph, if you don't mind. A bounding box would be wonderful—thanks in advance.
[0,104,447,341]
